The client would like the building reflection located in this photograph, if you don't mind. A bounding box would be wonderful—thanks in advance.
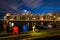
[2,12,60,33]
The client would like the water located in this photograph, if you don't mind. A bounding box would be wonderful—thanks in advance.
[23,24,28,32]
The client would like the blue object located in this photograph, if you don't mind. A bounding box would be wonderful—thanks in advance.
[23,24,28,32]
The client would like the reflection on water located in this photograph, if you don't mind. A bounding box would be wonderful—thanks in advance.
[23,24,28,32]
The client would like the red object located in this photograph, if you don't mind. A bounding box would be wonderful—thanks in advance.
[13,26,18,34]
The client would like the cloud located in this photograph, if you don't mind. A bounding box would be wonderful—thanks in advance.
[0,0,60,14]
[22,0,43,9]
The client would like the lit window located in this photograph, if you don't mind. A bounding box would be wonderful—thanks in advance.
[11,23,14,26]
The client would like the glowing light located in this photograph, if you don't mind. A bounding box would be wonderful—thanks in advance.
[11,23,14,26]
[23,24,28,32]
[32,25,35,32]
[6,13,11,16]
[39,16,44,21]
[48,24,52,28]
[24,10,27,12]
[32,17,36,20]
[57,17,60,19]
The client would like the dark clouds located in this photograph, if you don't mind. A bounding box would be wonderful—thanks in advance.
[0,0,60,14]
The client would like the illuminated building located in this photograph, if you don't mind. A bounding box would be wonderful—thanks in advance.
[44,13,53,21]
[39,15,44,21]
[5,13,12,33]
[3,12,60,33]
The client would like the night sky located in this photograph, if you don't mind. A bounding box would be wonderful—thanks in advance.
[0,0,60,15]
